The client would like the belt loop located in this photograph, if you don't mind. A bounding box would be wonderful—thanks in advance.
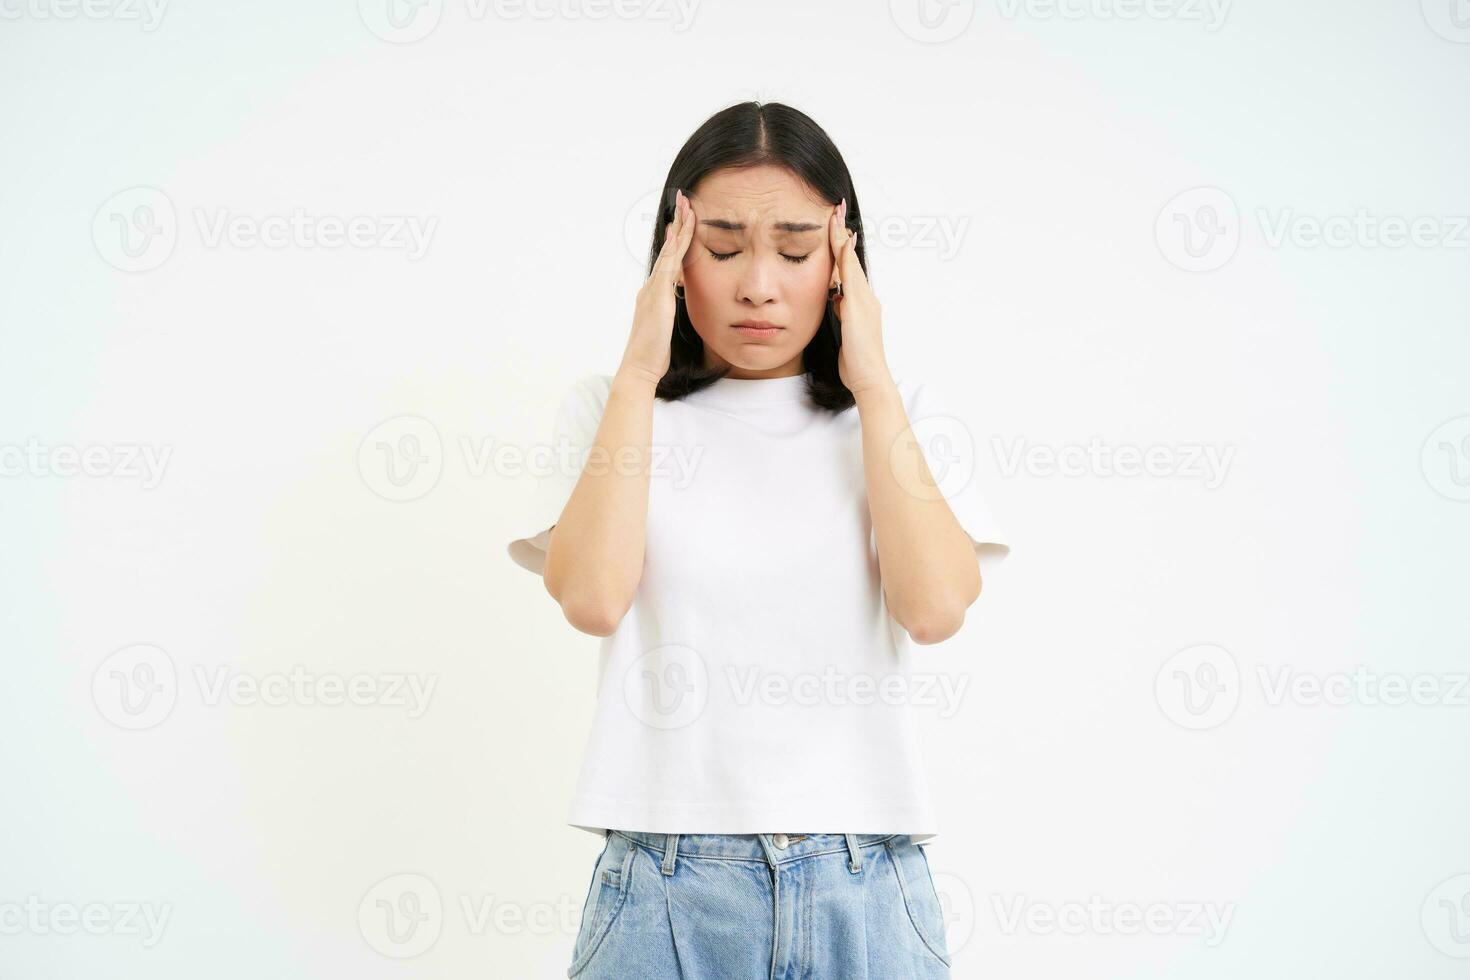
[661,833,680,876]
[844,833,862,873]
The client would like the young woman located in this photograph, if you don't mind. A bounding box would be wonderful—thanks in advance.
[508,102,1009,979]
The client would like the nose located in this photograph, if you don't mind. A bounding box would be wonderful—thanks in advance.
[735,250,782,306]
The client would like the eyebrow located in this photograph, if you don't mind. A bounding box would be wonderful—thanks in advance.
[700,218,824,235]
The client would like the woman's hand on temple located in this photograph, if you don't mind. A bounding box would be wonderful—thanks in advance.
[619,189,696,388]
[829,199,891,397]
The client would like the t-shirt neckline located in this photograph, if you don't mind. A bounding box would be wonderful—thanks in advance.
[685,372,811,409]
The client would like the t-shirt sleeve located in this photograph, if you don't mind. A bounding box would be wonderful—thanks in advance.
[895,379,1012,585]
[506,373,612,576]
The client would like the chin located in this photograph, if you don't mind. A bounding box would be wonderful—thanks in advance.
[712,344,791,370]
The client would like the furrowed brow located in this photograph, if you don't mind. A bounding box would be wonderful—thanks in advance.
[700,219,825,235]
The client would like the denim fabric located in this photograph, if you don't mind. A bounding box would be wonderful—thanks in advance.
[567,830,951,979]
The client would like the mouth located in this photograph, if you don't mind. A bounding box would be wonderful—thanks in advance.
[732,320,784,339]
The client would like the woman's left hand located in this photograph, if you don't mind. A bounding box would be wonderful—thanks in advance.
[828,199,891,396]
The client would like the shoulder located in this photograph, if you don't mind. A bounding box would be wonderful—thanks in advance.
[570,371,614,400]
[895,376,967,412]
[891,378,977,442]
[545,373,616,442]
[558,372,615,412]
[892,376,937,414]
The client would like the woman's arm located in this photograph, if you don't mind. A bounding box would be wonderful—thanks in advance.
[825,202,980,645]
[542,189,696,636]
[858,380,982,645]
[542,370,659,636]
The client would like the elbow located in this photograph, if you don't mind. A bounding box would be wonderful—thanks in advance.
[903,606,967,645]
[896,573,979,646]
[909,558,984,643]
[544,553,637,637]
[556,591,630,637]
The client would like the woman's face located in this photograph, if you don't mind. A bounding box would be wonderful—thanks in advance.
[680,165,836,378]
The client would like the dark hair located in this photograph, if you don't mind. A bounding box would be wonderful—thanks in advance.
[647,101,867,413]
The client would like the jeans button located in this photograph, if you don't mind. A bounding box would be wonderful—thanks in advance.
[772,833,789,849]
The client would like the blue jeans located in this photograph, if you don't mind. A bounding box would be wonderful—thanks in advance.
[568,830,952,978]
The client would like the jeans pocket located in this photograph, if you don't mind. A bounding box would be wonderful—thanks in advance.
[885,836,952,968]
[568,831,635,977]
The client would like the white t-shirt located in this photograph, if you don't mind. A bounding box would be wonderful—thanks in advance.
[508,371,1010,844]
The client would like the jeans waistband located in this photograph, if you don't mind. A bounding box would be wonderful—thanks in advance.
[610,829,901,874]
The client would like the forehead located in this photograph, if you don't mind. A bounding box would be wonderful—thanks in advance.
[691,165,828,234]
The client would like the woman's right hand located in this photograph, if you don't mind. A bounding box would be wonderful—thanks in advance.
[619,188,696,386]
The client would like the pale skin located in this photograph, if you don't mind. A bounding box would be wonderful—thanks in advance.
[542,165,981,643]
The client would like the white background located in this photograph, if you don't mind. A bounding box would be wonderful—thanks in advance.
[2,0,1469,976]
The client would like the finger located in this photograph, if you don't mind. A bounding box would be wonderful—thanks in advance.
[676,191,697,257]
[838,224,864,286]
[828,201,845,286]
[668,192,698,286]
[662,190,683,250]
[830,198,857,285]
[669,191,698,282]
[652,191,686,281]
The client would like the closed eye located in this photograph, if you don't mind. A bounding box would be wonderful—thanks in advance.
[708,249,810,265]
